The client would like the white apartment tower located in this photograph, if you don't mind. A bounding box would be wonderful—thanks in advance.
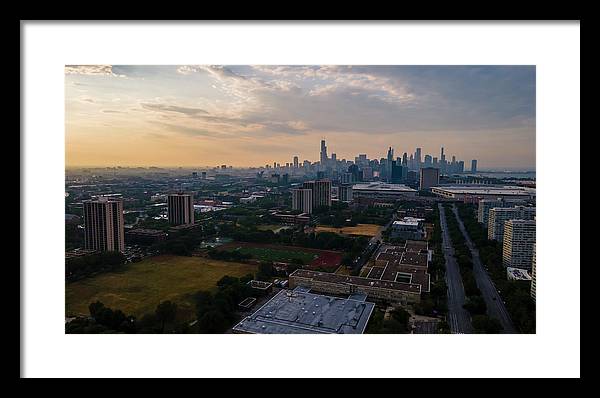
[488,205,536,241]
[502,219,536,269]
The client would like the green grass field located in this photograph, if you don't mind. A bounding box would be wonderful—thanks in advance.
[227,246,318,264]
[65,255,257,321]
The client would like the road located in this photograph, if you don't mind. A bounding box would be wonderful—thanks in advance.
[451,204,517,334]
[438,204,472,334]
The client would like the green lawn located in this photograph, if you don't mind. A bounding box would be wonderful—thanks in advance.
[227,246,318,264]
[65,255,257,321]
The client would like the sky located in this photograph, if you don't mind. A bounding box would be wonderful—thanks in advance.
[65,65,536,170]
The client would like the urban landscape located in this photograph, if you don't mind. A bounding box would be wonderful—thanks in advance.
[65,138,536,334]
[63,65,537,334]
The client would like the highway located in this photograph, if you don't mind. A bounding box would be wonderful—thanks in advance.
[451,204,517,334]
[438,204,473,334]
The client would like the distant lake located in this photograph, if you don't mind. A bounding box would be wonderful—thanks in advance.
[474,171,536,180]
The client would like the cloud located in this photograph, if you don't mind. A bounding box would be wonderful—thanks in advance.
[65,65,126,77]
[140,103,209,116]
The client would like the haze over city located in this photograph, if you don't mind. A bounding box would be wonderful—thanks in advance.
[65,65,535,170]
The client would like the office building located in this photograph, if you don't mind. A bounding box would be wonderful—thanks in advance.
[471,159,478,173]
[167,193,195,226]
[531,243,536,302]
[293,156,299,168]
[424,154,432,167]
[83,197,125,252]
[488,206,536,241]
[502,219,536,269]
[391,161,403,184]
[419,167,440,190]
[292,188,313,214]
[415,147,422,169]
[303,180,332,208]
[338,184,353,202]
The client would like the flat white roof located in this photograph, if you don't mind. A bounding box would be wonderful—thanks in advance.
[352,182,416,192]
[432,185,535,195]
[393,217,424,227]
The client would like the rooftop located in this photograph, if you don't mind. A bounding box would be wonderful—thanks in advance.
[291,269,422,294]
[432,185,536,196]
[232,289,375,334]
[352,182,417,192]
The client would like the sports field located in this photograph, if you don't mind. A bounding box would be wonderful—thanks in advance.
[219,242,343,272]
[315,223,382,237]
[65,255,257,320]
[225,245,318,264]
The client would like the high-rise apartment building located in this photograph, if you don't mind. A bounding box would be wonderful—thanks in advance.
[502,219,536,269]
[531,243,536,302]
[292,188,313,214]
[477,199,524,225]
[419,167,440,190]
[303,180,332,208]
[168,193,195,226]
[488,206,536,241]
[83,197,125,252]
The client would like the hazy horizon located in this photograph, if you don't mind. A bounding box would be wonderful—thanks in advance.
[65,65,536,169]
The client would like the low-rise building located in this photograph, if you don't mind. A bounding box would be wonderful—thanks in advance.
[232,289,375,334]
[390,217,425,240]
[431,184,535,201]
[352,182,417,201]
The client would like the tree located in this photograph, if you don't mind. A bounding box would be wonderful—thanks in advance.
[155,301,178,333]
[197,310,229,333]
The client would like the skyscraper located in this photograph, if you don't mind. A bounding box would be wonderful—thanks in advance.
[291,188,313,214]
[83,197,125,252]
[168,193,195,226]
[391,161,403,183]
[419,167,440,190]
[293,156,299,168]
[440,147,446,174]
[320,139,328,165]
[471,159,478,173]
[386,147,394,182]
[402,152,408,166]
[415,147,422,169]
[424,154,432,166]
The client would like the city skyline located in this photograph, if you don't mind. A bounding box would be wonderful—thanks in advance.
[65,65,536,169]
